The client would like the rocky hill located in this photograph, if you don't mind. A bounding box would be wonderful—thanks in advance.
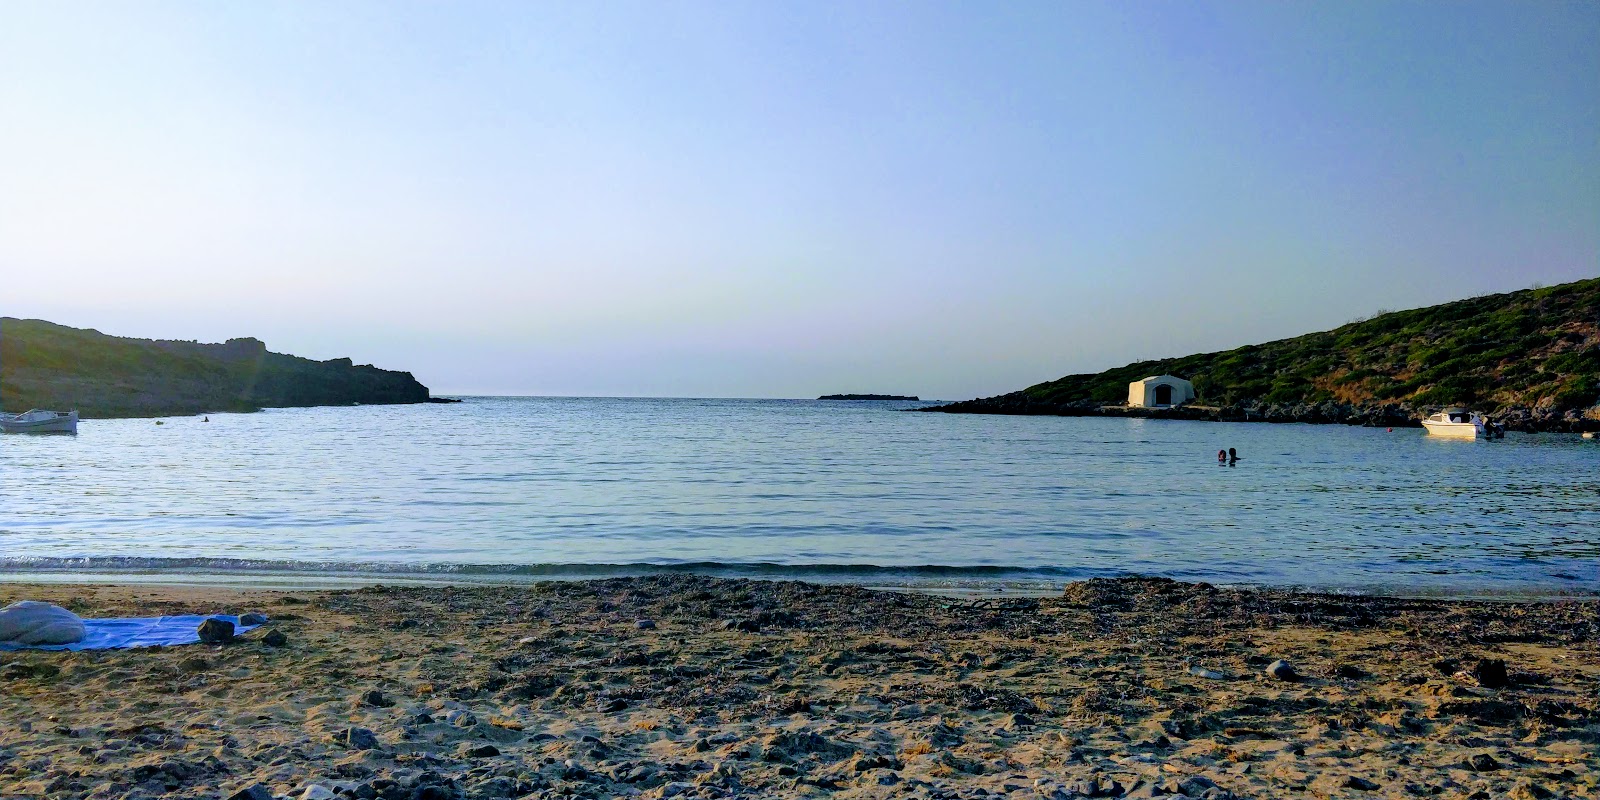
[1,318,432,418]
[927,278,1600,431]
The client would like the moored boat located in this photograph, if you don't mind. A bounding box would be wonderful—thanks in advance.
[0,409,79,434]
[1421,408,1484,439]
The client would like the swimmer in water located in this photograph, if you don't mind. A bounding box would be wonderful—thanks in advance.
[1217,449,1227,463]
[1228,447,1240,463]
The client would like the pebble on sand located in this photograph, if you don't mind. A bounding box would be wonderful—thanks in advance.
[1266,659,1299,681]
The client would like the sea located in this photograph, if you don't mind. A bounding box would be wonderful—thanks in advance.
[1,397,1596,597]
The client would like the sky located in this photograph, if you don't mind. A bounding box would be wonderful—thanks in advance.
[1,2,1596,399]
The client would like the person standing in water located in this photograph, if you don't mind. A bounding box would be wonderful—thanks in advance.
[1228,448,1240,464]
[1217,449,1227,464]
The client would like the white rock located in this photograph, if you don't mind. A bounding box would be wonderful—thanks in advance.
[0,601,86,645]
[300,785,337,800]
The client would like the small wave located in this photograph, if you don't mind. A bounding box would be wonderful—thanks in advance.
[0,555,1118,585]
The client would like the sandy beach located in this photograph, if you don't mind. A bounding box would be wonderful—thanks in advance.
[1,577,1594,800]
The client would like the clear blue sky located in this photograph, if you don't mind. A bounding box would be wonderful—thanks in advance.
[2,1,1595,398]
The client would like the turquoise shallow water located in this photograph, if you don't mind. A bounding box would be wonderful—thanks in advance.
[1,397,1596,596]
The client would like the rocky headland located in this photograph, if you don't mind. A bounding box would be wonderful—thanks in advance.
[925,279,1600,433]
[0,576,1594,800]
[1,318,432,418]
[820,395,922,401]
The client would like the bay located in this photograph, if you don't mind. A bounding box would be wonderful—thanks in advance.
[2,397,1595,596]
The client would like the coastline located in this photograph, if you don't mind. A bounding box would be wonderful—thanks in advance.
[919,397,1600,434]
[3,576,1595,800]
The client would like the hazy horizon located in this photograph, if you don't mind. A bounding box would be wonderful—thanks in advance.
[3,2,1595,400]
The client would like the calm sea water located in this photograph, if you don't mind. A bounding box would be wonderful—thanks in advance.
[1,397,1596,596]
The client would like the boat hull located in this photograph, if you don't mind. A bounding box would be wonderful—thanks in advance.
[1421,420,1480,439]
[0,410,79,434]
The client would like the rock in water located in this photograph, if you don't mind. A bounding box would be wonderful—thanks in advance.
[0,601,86,646]
[239,613,268,626]
[197,618,235,643]
[1266,660,1299,681]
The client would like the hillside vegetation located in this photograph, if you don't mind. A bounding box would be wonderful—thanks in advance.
[1,318,431,418]
[933,278,1599,429]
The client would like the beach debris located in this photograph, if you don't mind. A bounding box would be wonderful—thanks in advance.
[360,689,394,707]
[1265,659,1300,681]
[1511,779,1557,799]
[1187,665,1226,680]
[0,600,87,646]
[1070,776,1123,797]
[635,618,657,630]
[332,726,381,750]
[261,629,288,647]
[2,662,60,681]
[1334,663,1369,679]
[197,618,235,644]
[239,613,268,625]
[1472,658,1509,688]
[226,783,272,800]
[299,785,337,800]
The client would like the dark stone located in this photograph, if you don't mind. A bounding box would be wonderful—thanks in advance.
[1266,660,1299,681]
[1345,776,1381,790]
[459,743,500,758]
[361,689,394,707]
[721,618,761,633]
[261,629,288,647]
[197,618,235,643]
[238,613,268,626]
[334,727,382,750]
[1472,658,1509,689]
[635,619,657,630]
[178,656,211,673]
[1465,753,1501,772]
[227,783,272,800]
[1334,664,1369,679]
[598,698,629,713]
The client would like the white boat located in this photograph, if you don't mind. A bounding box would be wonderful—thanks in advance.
[1421,409,1484,439]
[0,409,79,434]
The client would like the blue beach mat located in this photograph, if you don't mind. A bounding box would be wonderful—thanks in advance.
[0,615,261,651]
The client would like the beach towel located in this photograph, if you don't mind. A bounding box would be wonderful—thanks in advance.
[0,614,261,651]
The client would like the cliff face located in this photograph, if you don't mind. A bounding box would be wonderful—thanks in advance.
[0,318,431,418]
[928,278,1600,432]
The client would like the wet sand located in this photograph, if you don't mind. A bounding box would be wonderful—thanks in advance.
[1,577,1595,800]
